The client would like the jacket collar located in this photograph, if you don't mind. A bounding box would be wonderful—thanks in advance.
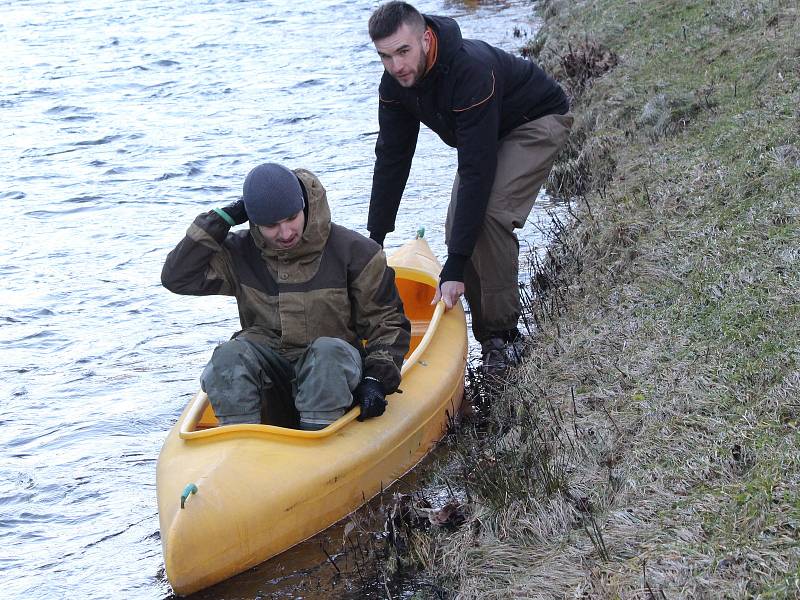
[416,14,462,87]
[423,26,438,76]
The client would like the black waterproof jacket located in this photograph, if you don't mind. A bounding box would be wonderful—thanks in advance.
[368,15,568,277]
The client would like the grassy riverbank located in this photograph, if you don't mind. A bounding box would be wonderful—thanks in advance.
[395,0,799,597]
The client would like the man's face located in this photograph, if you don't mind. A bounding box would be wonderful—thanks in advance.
[257,210,305,250]
[374,23,431,88]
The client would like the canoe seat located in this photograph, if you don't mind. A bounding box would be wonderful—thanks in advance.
[196,402,219,429]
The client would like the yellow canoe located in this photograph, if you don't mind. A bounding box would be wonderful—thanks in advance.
[156,235,468,595]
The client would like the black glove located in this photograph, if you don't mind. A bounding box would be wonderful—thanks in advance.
[355,377,387,421]
[219,199,248,225]
[369,230,386,248]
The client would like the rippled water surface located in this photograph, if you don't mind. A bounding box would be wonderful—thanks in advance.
[1,1,552,597]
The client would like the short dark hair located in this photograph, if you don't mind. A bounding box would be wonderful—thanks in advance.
[368,1,426,41]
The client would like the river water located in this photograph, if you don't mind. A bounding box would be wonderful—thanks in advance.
[1,1,552,598]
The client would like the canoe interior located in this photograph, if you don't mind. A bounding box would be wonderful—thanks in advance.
[195,275,437,430]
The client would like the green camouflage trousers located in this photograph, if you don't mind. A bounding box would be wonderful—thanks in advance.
[201,336,363,430]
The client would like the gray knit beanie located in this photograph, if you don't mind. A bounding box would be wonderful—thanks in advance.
[242,163,304,225]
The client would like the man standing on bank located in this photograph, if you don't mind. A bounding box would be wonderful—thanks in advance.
[162,163,411,430]
[366,2,572,374]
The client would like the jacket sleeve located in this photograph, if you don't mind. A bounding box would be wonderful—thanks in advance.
[161,210,238,296]
[368,83,420,240]
[448,68,500,258]
[349,247,411,393]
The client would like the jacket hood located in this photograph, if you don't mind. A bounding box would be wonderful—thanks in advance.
[250,168,331,280]
[423,15,463,76]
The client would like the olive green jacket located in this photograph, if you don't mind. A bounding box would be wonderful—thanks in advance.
[161,169,411,392]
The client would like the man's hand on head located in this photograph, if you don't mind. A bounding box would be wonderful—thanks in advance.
[215,199,249,226]
[369,231,386,247]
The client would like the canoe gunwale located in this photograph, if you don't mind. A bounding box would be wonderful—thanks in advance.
[178,266,445,441]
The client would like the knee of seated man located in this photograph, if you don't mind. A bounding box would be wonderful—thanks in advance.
[204,340,240,378]
[202,341,263,426]
[202,339,261,392]
[308,336,354,359]
[210,338,249,365]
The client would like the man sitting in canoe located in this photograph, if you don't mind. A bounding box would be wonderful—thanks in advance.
[161,163,411,430]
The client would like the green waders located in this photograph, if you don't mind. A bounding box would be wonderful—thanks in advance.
[200,336,363,430]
